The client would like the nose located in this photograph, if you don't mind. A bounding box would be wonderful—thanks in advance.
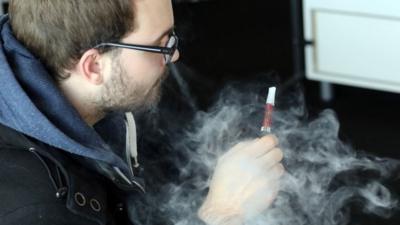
[170,49,180,63]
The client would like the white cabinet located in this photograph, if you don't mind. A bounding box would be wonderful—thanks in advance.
[303,0,400,93]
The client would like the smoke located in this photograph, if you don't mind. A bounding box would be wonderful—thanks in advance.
[128,78,400,225]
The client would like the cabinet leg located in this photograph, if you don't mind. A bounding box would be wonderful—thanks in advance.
[320,82,334,102]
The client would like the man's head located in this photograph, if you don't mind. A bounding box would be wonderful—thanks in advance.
[9,0,179,124]
[9,0,136,81]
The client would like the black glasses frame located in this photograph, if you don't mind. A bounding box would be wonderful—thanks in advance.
[94,33,179,63]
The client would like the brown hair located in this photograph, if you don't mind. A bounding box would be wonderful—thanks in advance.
[9,0,135,81]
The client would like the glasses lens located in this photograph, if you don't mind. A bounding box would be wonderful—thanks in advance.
[164,35,177,63]
[166,36,176,48]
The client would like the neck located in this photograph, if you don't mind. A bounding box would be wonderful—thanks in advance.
[79,107,105,126]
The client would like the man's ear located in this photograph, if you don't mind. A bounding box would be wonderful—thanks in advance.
[76,49,104,85]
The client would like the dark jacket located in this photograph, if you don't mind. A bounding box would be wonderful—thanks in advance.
[0,15,145,225]
[0,123,135,225]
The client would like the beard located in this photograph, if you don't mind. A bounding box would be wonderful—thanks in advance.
[97,55,167,114]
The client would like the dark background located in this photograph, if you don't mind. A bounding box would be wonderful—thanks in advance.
[173,0,400,159]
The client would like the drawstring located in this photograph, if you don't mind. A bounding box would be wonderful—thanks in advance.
[125,112,139,168]
[29,148,67,199]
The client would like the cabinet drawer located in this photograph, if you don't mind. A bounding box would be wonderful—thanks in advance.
[304,0,400,93]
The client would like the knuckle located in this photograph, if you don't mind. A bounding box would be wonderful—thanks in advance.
[261,135,279,148]
[235,140,248,148]
[269,135,279,146]
[274,148,284,162]
[217,155,227,165]
[276,163,285,176]
[233,139,254,152]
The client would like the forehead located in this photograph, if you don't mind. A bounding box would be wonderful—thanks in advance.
[133,0,174,34]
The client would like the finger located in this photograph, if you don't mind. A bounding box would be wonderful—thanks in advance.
[220,139,255,160]
[256,148,284,169]
[229,139,256,154]
[245,135,279,158]
[251,163,285,183]
[264,163,285,180]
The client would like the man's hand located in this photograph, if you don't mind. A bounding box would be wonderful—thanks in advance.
[198,135,284,225]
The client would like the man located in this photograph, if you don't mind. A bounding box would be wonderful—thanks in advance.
[0,0,284,224]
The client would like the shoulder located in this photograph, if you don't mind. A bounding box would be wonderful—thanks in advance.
[0,124,121,225]
[0,146,103,225]
[0,146,56,203]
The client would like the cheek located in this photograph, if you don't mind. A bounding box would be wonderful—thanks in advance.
[121,56,164,85]
[120,47,165,69]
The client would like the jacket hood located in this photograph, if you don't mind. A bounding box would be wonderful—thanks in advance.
[0,15,131,176]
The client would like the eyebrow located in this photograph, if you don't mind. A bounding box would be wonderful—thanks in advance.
[153,26,175,44]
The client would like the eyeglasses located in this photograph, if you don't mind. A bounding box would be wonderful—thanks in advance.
[94,32,179,64]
